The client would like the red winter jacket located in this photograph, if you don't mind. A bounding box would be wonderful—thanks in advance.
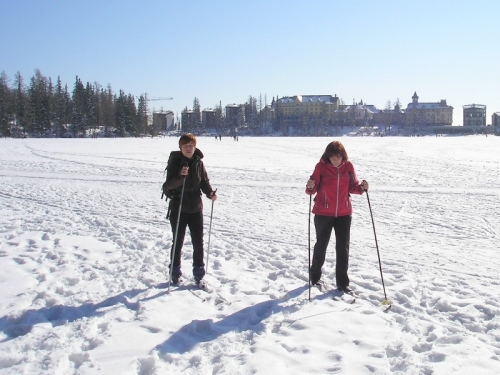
[306,159,365,217]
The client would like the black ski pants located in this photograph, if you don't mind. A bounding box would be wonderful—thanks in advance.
[310,214,352,288]
[169,210,205,269]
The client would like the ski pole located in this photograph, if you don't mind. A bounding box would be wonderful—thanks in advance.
[205,189,217,274]
[308,194,312,302]
[365,188,391,306]
[167,167,187,293]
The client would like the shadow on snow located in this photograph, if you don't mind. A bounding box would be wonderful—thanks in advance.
[0,285,169,342]
[155,285,315,354]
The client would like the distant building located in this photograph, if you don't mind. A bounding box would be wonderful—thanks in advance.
[405,92,453,126]
[276,95,339,123]
[225,104,245,128]
[276,95,339,117]
[181,109,196,132]
[152,110,174,132]
[493,112,500,127]
[273,95,340,134]
[258,104,274,133]
[202,109,217,129]
[463,104,486,126]
[334,100,375,127]
[373,103,405,127]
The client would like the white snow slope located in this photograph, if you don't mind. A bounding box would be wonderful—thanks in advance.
[1,136,499,375]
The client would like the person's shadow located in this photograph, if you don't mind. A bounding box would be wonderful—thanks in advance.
[156,285,311,354]
[0,285,170,342]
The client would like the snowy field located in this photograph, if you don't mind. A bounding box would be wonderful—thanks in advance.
[1,135,500,375]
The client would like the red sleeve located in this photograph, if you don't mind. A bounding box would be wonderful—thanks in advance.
[305,162,322,195]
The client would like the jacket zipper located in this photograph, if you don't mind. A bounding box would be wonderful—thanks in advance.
[322,167,341,215]
[335,168,340,217]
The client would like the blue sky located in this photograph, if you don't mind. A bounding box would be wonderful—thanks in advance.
[2,0,499,125]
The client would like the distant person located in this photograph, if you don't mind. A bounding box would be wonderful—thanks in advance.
[305,140,368,294]
[164,133,217,287]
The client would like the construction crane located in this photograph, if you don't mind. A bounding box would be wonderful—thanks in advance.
[147,97,173,101]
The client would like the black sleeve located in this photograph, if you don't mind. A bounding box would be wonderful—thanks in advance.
[199,161,213,198]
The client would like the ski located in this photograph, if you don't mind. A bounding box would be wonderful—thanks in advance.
[381,301,392,312]
[197,279,212,293]
[188,285,208,302]
[182,279,211,302]
[159,278,207,301]
[162,277,227,305]
[312,282,356,304]
[332,289,356,304]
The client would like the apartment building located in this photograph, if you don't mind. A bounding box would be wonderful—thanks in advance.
[463,104,486,126]
[202,109,217,129]
[180,109,197,132]
[492,112,500,127]
[152,110,175,132]
[225,104,245,128]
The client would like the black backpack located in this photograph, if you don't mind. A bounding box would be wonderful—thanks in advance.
[161,178,173,201]
[161,151,185,202]
[161,153,175,202]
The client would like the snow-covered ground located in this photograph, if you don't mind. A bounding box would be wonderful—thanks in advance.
[1,135,499,375]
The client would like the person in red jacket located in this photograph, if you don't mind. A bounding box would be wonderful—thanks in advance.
[305,140,368,293]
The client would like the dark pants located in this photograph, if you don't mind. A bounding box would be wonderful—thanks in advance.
[310,215,352,288]
[169,210,205,273]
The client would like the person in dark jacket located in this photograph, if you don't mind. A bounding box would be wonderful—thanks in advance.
[305,140,368,293]
[165,133,217,285]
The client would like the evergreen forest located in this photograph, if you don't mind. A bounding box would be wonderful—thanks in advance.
[0,70,152,138]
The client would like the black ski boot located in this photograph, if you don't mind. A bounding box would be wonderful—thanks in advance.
[171,265,182,285]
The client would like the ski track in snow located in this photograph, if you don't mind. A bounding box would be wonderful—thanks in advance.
[1,136,500,374]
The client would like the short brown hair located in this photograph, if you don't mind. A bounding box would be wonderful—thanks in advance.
[321,141,348,162]
[179,133,197,148]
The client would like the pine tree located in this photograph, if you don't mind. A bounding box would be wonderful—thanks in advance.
[52,77,71,137]
[63,84,72,134]
[85,82,97,136]
[0,72,13,137]
[215,100,223,132]
[71,76,86,137]
[13,72,28,136]
[193,97,201,130]
[47,77,54,135]
[245,95,258,129]
[114,90,125,136]
[93,82,102,131]
[27,69,51,136]
[115,90,135,136]
[101,85,115,136]
[125,93,137,136]
[137,94,149,136]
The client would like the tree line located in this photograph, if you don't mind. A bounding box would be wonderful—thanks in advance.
[0,70,150,138]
